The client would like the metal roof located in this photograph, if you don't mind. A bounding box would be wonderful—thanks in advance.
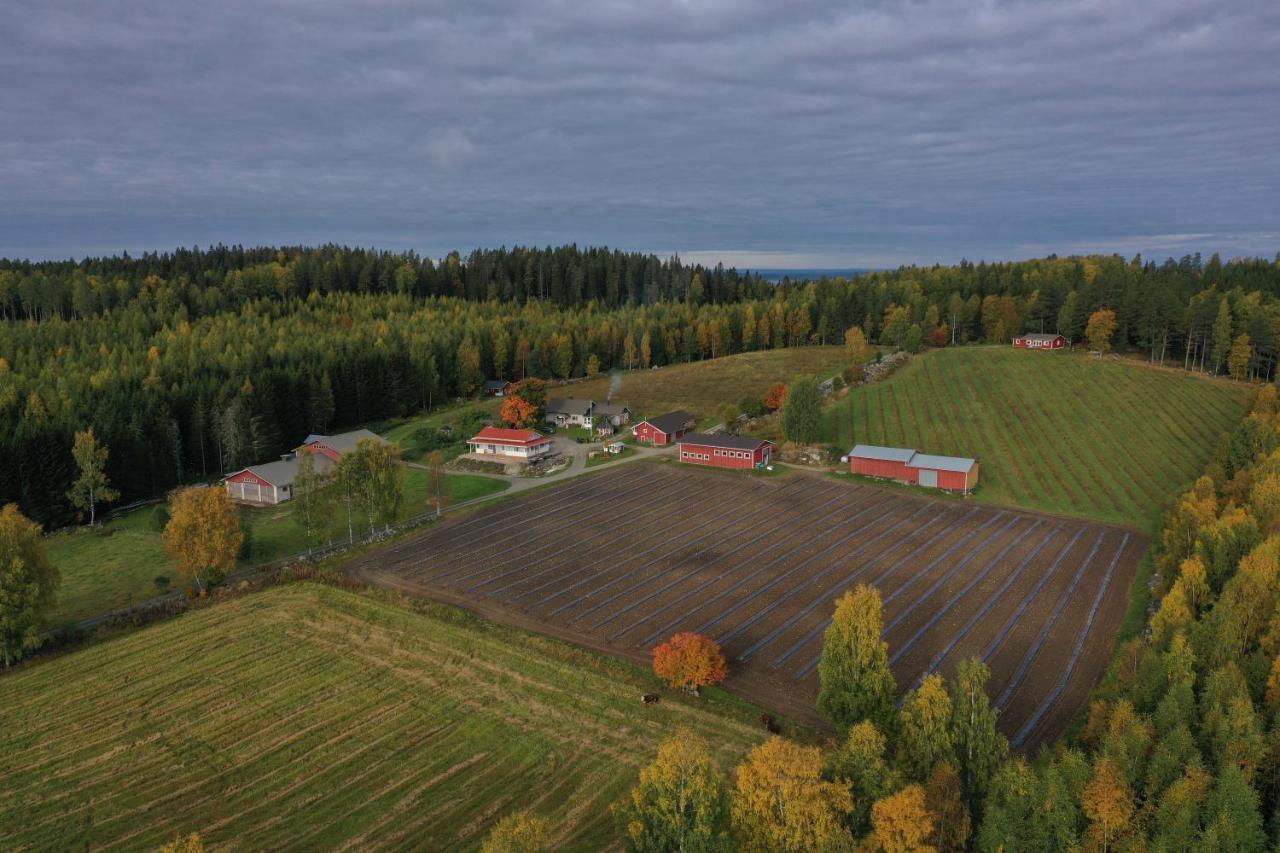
[468,426,549,446]
[484,379,510,391]
[547,397,594,416]
[850,444,917,463]
[1018,333,1062,342]
[640,410,696,434]
[232,457,300,488]
[907,453,976,473]
[302,429,390,455]
[595,403,630,417]
[680,432,771,451]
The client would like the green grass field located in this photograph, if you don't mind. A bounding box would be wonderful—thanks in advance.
[45,470,507,625]
[570,346,849,419]
[823,347,1250,528]
[0,584,764,851]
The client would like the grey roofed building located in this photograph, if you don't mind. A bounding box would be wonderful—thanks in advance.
[849,444,918,463]
[679,432,771,451]
[546,397,595,417]
[237,457,299,487]
[302,428,391,455]
[906,453,977,472]
[595,402,630,418]
[644,410,696,434]
[484,379,511,393]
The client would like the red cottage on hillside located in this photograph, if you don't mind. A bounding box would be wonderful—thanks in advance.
[1011,333,1066,349]
[678,433,773,469]
[849,444,979,494]
[633,410,697,446]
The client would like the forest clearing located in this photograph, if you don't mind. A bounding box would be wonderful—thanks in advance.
[347,463,1145,749]
[569,345,848,418]
[822,346,1250,527]
[0,584,766,851]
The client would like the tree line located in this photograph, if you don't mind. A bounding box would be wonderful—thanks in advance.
[5,245,1280,528]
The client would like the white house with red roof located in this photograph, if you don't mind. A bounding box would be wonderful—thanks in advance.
[466,426,555,460]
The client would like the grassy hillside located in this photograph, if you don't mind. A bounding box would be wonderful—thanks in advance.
[824,347,1250,528]
[45,470,506,625]
[571,346,849,419]
[0,584,763,851]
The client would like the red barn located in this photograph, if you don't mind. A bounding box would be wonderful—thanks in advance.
[299,429,390,464]
[1011,333,1066,349]
[633,410,696,446]
[678,433,773,469]
[224,458,297,505]
[849,444,979,494]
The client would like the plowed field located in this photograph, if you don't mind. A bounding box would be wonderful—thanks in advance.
[348,463,1146,748]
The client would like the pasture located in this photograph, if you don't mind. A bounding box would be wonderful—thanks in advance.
[45,470,507,625]
[570,345,848,418]
[347,463,1146,749]
[0,584,764,851]
[823,347,1250,527]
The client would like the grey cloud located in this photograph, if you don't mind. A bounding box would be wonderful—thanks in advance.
[1,0,1277,265]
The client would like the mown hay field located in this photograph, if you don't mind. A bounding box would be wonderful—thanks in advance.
[571,345,849,420]
[0,585,764,851]
[824,347,1250,528]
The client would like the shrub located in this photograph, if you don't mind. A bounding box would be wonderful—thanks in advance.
[148,504,171,533]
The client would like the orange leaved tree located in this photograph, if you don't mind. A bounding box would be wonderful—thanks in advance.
[763,382,788,413]
[500,395,539,429]
[652,632,728,694]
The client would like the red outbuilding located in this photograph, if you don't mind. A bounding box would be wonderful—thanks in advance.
[678,433,773,469]
[849,444,979,494]
[633,410,696,446]
[1011,333,1066,349]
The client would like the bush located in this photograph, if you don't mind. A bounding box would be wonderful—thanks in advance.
[148,504,171,533]
[739,397,766,419]
[153,575,170,592]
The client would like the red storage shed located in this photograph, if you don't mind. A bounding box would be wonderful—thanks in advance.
[849,444,979,495]
[678,433,773,469]
[633,410,696,446]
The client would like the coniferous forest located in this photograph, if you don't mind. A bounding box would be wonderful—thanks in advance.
[2,244,1279,527]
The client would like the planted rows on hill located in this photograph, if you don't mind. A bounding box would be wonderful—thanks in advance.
[0,585,763,850]
[825,348,1250,526]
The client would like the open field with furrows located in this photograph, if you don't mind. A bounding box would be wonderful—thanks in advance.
[45,470,506,625]
[347,463,1146,749]
[823,346,1250,528]
[569,345,849,419]
[0,584,765,851]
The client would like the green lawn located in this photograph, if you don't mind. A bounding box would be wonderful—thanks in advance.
[381,400,502,462]
[822,346,1251,528]
[0,584,765,851]
[586,446,636,467]
[45,471,507,625]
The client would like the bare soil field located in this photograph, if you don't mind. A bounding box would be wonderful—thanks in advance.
[346,463,1146,748]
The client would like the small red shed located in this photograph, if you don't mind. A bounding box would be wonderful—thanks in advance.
[678,433,773,469]
[633,410,696,446]
[1011,333,1066,349]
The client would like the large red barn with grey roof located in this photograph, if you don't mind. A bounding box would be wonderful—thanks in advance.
[849,444,979,494]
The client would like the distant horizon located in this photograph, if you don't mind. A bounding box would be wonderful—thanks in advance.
[2,241,1275,273]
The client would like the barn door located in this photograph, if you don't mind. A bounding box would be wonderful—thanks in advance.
[918,469,938,488]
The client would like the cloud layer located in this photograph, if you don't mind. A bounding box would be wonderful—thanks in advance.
[2,0,1278,265]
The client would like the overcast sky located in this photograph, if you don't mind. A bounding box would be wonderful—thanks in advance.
[2,0,1277,267]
